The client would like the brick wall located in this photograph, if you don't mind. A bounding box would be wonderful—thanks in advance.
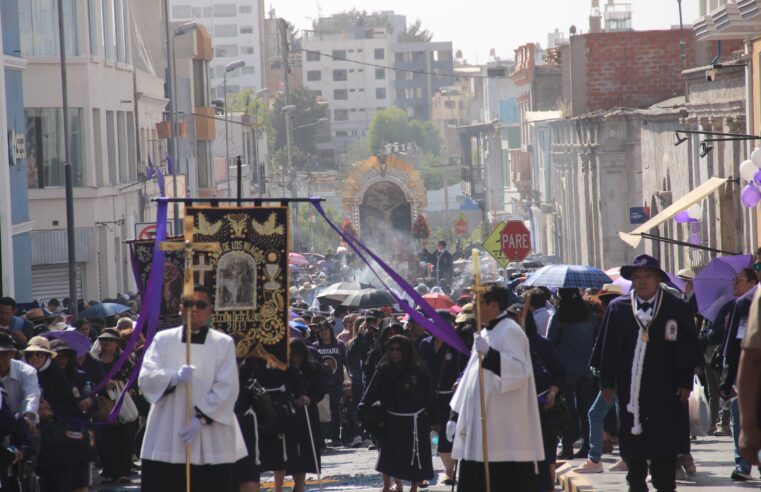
[583,30,742,112]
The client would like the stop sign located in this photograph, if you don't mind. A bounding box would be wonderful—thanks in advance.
[501,221,531,261]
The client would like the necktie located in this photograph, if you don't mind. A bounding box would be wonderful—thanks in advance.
[638,301,652,312]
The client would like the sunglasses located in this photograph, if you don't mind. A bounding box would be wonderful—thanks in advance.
[183,300,210,309]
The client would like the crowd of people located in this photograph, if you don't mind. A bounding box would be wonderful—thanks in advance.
[4,240,761,491]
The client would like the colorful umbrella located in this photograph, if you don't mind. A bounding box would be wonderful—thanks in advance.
[44,329,93,358]
[79,303,131,318]
[693,254,753,322]
[422,292,455,309]
[288,252,309,266]
[522,265,612,290]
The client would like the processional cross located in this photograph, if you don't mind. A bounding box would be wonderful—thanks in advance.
[159,214,220,492]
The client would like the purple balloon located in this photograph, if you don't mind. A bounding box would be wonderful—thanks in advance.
[674,211,691,223]
[741,183,761,208]
[754,169,761,188]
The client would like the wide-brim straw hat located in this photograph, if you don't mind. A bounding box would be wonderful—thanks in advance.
[22,336,56,358]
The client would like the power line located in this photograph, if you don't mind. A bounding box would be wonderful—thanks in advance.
[296,48,495,80]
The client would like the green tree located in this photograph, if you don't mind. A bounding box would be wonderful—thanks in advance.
[399,19,433,42]
[367,107,441,155]
[293,204,342,254]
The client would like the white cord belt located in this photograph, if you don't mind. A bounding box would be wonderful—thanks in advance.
[265,385,286,393]
[387,408,425,469]
[244,407,262,465]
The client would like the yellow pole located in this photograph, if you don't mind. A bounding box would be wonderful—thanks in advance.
[472,249,490,492]
[183,216,194,492]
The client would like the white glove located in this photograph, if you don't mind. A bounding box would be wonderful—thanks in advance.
[179,417,202,445]
[474,335,490,355]
[446,420,457,442]
[172,365,195,386]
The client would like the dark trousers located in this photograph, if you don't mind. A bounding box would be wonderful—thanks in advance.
[677,401,691,455]
[350,377,364,438]
[625,457,676,492]
[562,373,594,452]
[141,460,237,492]
[98,419,138,478]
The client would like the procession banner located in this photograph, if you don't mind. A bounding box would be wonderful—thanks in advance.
[129,238,184,330]
[186,206,290,369]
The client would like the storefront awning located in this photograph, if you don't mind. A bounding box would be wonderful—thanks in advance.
[619,177,728,248]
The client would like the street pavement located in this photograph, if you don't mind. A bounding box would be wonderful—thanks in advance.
[94,435,754,491]
[558,435,761,492]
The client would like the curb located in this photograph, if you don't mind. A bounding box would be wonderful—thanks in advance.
[556,461,602,492]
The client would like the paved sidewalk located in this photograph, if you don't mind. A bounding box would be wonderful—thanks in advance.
[558,435,760,492]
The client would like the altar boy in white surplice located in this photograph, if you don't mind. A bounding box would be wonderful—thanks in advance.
[139,285,247,492]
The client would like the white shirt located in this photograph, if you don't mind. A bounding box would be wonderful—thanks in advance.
[450,316,545,463]
[139,327,247,465]
[0,359,40,420]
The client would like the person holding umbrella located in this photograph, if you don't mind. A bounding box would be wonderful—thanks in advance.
[597,255,699,492]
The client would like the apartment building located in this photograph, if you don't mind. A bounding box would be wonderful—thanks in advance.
[170,0,265,98]
[392,41,454,121]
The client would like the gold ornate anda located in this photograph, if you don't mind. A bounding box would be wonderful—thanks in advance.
[342,154,428,236]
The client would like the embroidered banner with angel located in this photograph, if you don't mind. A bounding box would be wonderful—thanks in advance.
[186,206,290,369]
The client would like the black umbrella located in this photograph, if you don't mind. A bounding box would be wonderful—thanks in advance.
[315,281,375,305]
[340,288,396,309]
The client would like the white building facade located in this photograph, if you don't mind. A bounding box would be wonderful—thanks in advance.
[22,0,165,302]
[170,0,265,98]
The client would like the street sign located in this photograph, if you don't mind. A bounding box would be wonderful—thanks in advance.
[135,221,173,240]
[484,222,510,268]
[501,220,531,261]
[629,207,650,225]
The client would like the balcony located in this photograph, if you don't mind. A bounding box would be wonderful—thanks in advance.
[510,150,532,195]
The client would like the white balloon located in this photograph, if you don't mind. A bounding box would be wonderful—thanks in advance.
[687,204,702,220]
[752,148,761,168]
[741,160,757,182]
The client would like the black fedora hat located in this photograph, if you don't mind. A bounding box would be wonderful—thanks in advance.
[620,254,668,281]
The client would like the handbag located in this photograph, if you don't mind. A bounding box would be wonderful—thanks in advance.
[542,394,572,437]
[96,394,116,422]
[108,381,139,424]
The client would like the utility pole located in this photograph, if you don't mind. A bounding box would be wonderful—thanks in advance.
[163,0,180,232]
[280,19,299,248]
[57,0,77,318]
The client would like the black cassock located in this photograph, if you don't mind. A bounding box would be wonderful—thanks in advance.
[286,358,327,475]
[359,363,438,482]
[419,336,467,454]
[598,289,699,459]
[241,357,301,472]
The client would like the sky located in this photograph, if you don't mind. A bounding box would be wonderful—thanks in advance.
[269,0,700,63]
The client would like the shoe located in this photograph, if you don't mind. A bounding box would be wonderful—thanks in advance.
[368,443,378,450]
[712,424,731,436]
[419,480,429,489]
[732,467,752,481]
[351,435,363,448]
[574,447,590,459]
[609,458,628,472]
[676,468,688,481]
[574,459,604,474]
[679,453,697,474]
[443,478,457,486]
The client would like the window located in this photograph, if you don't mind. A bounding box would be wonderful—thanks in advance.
[215,25,237,37]
[312,90,322,97]
[395,52,405,63]
[241,67,255,75]
[92,109,104,185]
[240,26,253,34]
[239,5,252,13]
[19,0,79,56]
[114,0,125,62]
[26,108,85,188]
[374,48,384,60]
[191,7,202,17]
[375,68,385,80]
[332,49,346,59]
[444,100,455,109]
[335,131,348,137]
[213,4,236,17]
[334,110,349,121]
[241,46,254,54]
[306,50,320,62]
[215,44,238,57]
[306,70,321,82]
[333,69,347,81]
[376,88,386,99]
[172,5,190,17]
[334,89,348,100]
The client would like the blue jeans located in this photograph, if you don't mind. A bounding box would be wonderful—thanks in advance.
[731,398,751,471]
[588,390,614,462]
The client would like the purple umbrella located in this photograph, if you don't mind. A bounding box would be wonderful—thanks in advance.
[44,329,93,358]
[693,255,753,322]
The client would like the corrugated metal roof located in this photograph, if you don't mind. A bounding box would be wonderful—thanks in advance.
[31,228,95,265]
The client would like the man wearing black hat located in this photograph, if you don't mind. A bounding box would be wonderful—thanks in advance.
[597,255,699,492]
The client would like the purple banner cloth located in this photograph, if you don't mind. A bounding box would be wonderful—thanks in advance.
[310,200,468,355]
[92,198,168,424]
[694,254,753,322]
